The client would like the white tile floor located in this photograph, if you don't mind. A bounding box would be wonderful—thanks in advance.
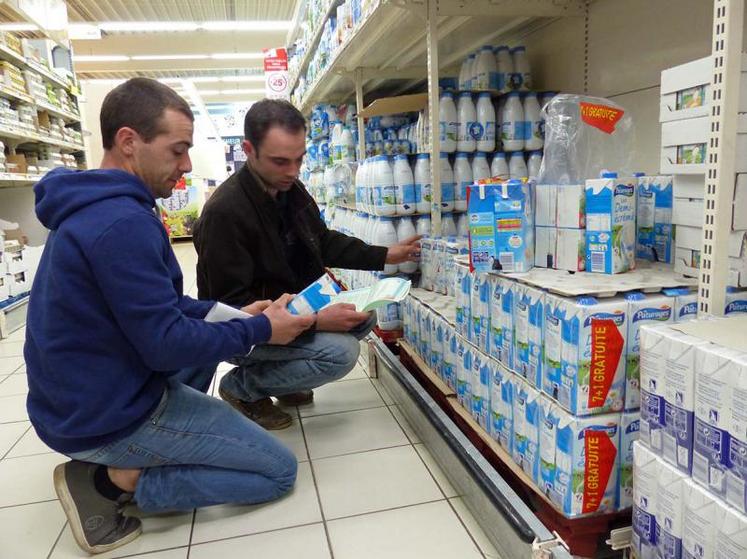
[0,243,500,559]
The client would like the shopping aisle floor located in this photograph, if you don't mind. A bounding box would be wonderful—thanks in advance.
[0,243,500,559]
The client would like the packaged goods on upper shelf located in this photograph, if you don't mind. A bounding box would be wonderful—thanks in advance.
[458,44,531,94]
[636,175,673,264]
[539,94,633,185]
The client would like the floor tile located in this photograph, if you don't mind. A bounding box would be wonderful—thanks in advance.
[0,421,29,457]
[449,497,501,559]
[0,500,66,559]
[0,372,28,396]
[389,404,421,444]
[0,355,24,375]
[4,327,25,343]
[51,511,193,559]
[0,393,29,423]
[0,340,24,358]
[191,462,321,544]
[414,443,459,498]
[337,365,368,381]
[190,523,330,559]
[370,377,396,405]
[0,452,63,506]
[298,379,384,418]
[6,424,53,458]
[270,419,308,462]
[327,500,483,559]
[127,549,188,559]
[314,445,442,520]
[302,407,408,459]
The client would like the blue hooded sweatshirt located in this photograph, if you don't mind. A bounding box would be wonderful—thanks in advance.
[25,168,271,453]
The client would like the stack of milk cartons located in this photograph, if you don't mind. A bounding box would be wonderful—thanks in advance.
[660,55,747,287]
[635,174,674,264]
[534,183,586,271]
[632,316,747,559]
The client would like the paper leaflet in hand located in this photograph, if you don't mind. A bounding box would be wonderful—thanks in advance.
[329,277,412,312]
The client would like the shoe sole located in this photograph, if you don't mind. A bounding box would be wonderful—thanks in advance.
[218,388,293,430]
[53,464,142,555]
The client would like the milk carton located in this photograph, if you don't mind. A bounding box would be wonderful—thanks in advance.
[512,377,541,482]
[664,331,708,475]
[633,442,660,559]
[456,337,473,411]
[558,296,628,416]
[585,173,637,274]
[727,355,747,514]
[471,351,491,430]
[619,411,641,510]
[724,287,747,316]
[471,272,491,353]
[713,500,747,559]
[420,237,434,290]
[640,324,671,454]
[682,479,719,559]
[467,181,499,273]
[490,276,515,369]
[455,264,472,339]
[543,294,566,401]
[493,179,534,273]
[433,239,448,295]
[665,288,698,323]
[636,175,674,263]
[693,343,744,497]
[490,362,514,452]
[625,292,675,411]
[287,272,342,314]
[402,297,412,344]
[539,397,561,503]
[656,460,687,559]
[418,305,432,365]
[442,322,457,391]
[514,284,545,389]
[430,315,445,379]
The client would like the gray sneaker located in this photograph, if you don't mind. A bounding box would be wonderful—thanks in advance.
[53,461,142,554]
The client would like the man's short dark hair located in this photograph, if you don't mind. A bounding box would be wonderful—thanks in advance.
[244,99,306,152]
[100,78,194,150]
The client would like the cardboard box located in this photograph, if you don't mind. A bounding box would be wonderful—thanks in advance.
[673,174,704,199]
[0,273,9,302]
[534,226,556,268]
[556,228,585,272]
[675,225,747,257]
[660,115,747,175]
[659,54,747,123]
[6,269,29,296]
[5,153,27,175]
[672,174,747,230]
[535,184,556,227]
[534,184,585,229]
[673,197,704,227]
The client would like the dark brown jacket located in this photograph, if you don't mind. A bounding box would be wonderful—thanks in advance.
[193,164,387,306]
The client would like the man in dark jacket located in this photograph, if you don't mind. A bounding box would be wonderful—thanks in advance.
[26,79,314,555]
[194,99,419,429]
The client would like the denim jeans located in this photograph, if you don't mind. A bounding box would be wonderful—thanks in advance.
[219,312,376,403]
[67,377,297,513]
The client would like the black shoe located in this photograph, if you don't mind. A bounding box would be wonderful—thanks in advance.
[53,461,142,554]
[219,387,293,430]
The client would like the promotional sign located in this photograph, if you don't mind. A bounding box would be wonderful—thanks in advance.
[264,48,289,100]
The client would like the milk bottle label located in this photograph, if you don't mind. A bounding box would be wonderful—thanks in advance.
[440,121,457,143]
[441,182,455,206]
[416,181,432,204]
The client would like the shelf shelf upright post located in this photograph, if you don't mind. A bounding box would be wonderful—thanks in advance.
[699,0,745,316]
[426,0,441,236]
[355,68,366,163]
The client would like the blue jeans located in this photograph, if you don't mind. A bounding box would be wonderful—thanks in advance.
[219,313,376,402]
[67,377,297,513]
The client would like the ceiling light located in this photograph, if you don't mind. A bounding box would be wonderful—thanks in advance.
[0,23,39,31]
[131,54,209,61]
[195,89,221,95]
[200,21,291,31]
[223,75,265,83]
[210,52,264,60]
[74,55,130,62]
[68,23,101,40]
[98,21,199,32]
[189,77,221,83]
[220,88,266,95]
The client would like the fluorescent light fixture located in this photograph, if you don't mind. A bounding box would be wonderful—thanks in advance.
[189,77,221,83]
[74,55,130,62]
[224,75,265,83]
[0,23,39,31]
[68,23,102,40]
[98,21,199,32]
[219,88,266,95]
[131,54,209,61]
[201,21,291,31]
[195,89,221,95]
[210,52,264,60]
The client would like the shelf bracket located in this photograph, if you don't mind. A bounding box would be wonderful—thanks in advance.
[531,532,570,559]
[699,0,745,316]
[354,68,366,162]
[426,0,441,236]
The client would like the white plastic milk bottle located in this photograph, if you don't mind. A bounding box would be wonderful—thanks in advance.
[393,154,416,215]
[494,46,513,94]
[501,91,525,152]
[442,213,457,238]
[439,91,458,153]
[457,92,477,152]
[476,92,496,152]
[375,217,399,275]
[527,151,542,179]
[472,152,491,182]
[454,152,472,212]
[440,152,455,212]
[523,93,543,151]
[491,152,510,179]
[475,45,498,91]
[511,46,531,90]
[375,155,396,216]
[414,153,431,214]
[509,152,528,179]
[396,217,418,273]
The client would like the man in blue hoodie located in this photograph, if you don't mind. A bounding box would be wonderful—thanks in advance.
[25,78,315,555]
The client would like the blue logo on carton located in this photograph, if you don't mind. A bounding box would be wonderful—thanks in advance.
[584,312,625,327]
[679,302,697,318]
[615,184,635,197]
[577,424,619,440]
[726,299,747,314]
[625,420,640,434]
[632,307,672,323]
[469,122,485,140]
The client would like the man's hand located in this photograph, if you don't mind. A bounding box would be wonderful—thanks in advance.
[316,303,370,332]
[241,299,272,315]
[385,235,422,265]
[262,294,315,344]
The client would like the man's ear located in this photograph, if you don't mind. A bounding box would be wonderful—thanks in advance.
[242,139,257,158]
[114,127,139,156]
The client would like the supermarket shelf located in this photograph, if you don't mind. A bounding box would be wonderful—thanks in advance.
[288,0,342,94]
[0,43,70,91]
[0,83,34,105]
[399,340,455,397]
[0,125,83,152]
[332,201,466,215]
[0,172,43,188]
[0,293,29,339]
[36,99,80,123]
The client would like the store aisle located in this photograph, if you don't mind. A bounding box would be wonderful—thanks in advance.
[0,242,500,559]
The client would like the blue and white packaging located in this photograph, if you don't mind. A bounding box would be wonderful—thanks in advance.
[633,442,659,559]
[471,273,491,352]
[665,288,698,323]
[514,284,544,389]
[663,332,708,475]
[430,315,445,379]
[512,377,541,483]
[287,273,342,315]
[682,479,720,559]
[636,175,674,263]
[442,322,457,391]
[455,264,472,339]
[640,324,671,454]
[625,292,674,411]
[490,362,514,453]
[468,181,499,273]
[490,276,515,369]
[418,305,432,365]
[585,173,637,274]
[471,350,491,430]
[692,343,744,497]
[725,287,747,316]
[656,460,687,559]
[543,294,566,401]
[619,411,640,510]
[713,500,747,559]
[727,354,747,514]
[456,337,473,411]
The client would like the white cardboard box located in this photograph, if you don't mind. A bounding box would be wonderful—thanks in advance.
[673,197,704,228]
[0,274,9,302]
[535,226,556,268]
[535,185,556,227]
[556,228,585,272]
[660,114,747,175]
[675,224,747,257]
[674,247,745,286]
[5,270,29,297]
[534,184,585,229]
[672,174,747,230]
[673,174,704,199]
[659,54,747,123]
